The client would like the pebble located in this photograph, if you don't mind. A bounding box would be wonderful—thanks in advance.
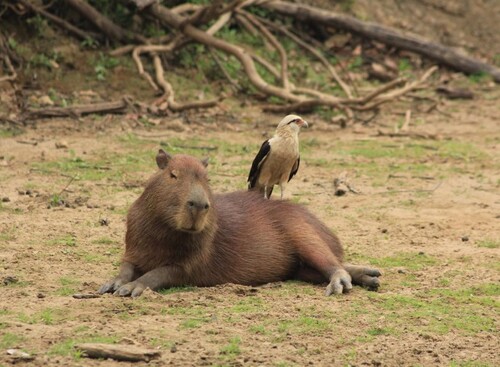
[99,218,110,226]
[3,275,18,285]
[55,141,68,149]
[1,197,10,202]
[461,236,469,242]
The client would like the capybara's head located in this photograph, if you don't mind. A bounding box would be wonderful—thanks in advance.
[146,149,213,233]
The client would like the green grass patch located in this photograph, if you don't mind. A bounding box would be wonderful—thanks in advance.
[49,335,119,358]
[275,306,332,336]
[366,327,394,336]
[18,308,67,325]
[249,324,268,335]
[477,239,499,249]
[450,360,494,367]
[220,336,241,357]
[159,286,198,295]
[357,252,438,271]
[180,318,210,329]
[92,237,117,245]
[0,126,23,138]
[0,226,17,242]
[231,296,264,313]
[56,276,80,296]
[0,332,24,349]
[47,234,77,247]
[150,337,176,350]
[371,290,497,335]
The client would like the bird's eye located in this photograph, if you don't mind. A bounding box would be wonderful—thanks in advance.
[288,119,299,125]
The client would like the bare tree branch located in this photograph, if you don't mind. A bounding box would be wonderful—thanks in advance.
[259,0,500,82]
[18,0,98,41]
[66,0,146,43]
[241,11,290,90]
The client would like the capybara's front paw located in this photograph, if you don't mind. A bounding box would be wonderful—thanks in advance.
[114,281,147,297]
[98,277,126,294]
[325,269,352,296]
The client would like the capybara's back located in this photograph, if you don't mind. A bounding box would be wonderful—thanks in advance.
[99,150,381,297]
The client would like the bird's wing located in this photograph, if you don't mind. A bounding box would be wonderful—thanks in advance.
[247,139,271,188]
[288,156,300,182]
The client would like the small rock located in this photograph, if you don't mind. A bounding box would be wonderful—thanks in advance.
[7,349,34,362]
[99,218,110,226]
[398,269,407,274]
[3,275,18,285]
[25,189,32,196]
[55,141,68,149]
[381,228,388,233]
[37,293,46,299]
[334,188,347,196]
[461,236,469,242]
[170,344,177,353]
[418,251,425,255]
[1,197,10,202]
[38,95,54,106]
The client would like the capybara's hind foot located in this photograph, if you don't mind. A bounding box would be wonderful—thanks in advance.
[343,264,381,291]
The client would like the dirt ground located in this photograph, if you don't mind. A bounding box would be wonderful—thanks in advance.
[1,85,499,366]
[1,1,499,366]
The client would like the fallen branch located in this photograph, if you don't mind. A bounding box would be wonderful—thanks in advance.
[72,293,101,299]
[17,0,98,41]
[253,13,352,98]
[376,130,439,140]
[143,2,308,103]
[24,99,129,120]
[351,66,438,111]
[241,11,290,90]
[75,343,161,362]
[66,0,146,43]
[260,0,500,82]
[0,54,16,82]
[152,54,219,111]
[209,48,241,91]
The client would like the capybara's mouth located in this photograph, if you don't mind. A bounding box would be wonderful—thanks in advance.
[180,226,201,233]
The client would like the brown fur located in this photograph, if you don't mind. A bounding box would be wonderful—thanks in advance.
[99,150,380,297]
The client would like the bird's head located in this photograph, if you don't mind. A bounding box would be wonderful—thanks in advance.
[276,115,308,135]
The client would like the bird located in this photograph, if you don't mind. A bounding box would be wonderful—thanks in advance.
[247,114,308,199]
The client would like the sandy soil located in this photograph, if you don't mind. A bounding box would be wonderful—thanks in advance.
[1,0,499,365]
[0,85,498,366]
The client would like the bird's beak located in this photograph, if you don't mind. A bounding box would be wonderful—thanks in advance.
[300,119,308,128]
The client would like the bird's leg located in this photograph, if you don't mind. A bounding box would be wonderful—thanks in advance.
[264,186,268,199]
[280,184,284,200]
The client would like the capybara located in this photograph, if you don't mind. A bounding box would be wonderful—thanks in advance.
[99,149,381,297]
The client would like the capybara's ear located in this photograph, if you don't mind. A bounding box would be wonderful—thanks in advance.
[156,149,171,170]
[201,157,209,168]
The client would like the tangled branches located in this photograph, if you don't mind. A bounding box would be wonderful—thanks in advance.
[3,0,499,121]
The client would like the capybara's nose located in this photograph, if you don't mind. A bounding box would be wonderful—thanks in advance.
[187,185,210,213]
[188,200,210,211]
